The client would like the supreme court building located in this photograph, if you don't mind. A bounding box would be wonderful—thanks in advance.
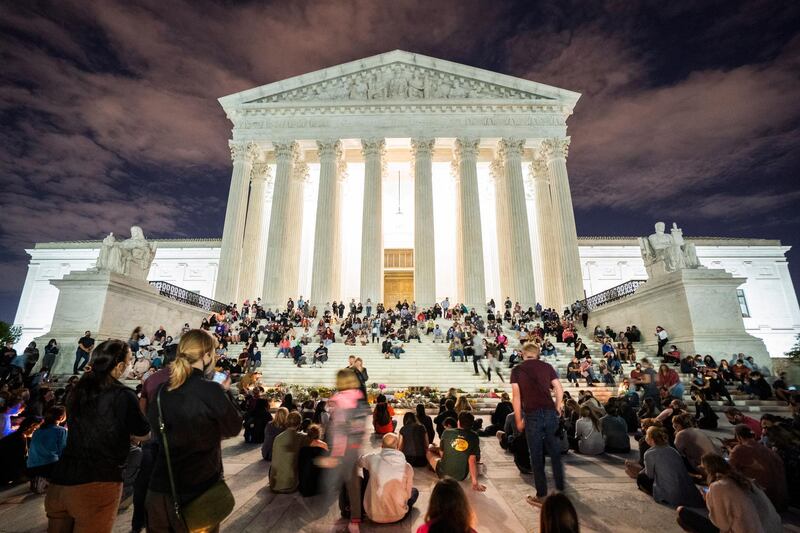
[214,50,584,311]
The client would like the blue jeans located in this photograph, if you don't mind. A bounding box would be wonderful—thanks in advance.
[73,350,89,374]
[523,409,564,497]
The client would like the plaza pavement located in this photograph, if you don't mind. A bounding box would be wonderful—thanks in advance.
[3,414,775,533]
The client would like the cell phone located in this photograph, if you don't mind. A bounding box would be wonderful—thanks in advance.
[701,486,709,495]
[212,371,228,384]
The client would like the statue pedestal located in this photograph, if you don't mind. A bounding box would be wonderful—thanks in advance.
[588,268,773,371]
[36,270,209,375]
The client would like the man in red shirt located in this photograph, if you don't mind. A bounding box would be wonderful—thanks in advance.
[511,343,564,506]
[724,407,762,439]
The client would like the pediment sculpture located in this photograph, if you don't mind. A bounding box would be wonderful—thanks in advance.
[639,222,703,278]
[95,226,157,280]
[249,63,549,103]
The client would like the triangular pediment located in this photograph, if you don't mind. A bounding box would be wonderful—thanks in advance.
[219,50,580,108]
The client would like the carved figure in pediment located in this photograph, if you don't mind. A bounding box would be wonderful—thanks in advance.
[349,78,368,99]
[388,72,409,98]
[408,73,424,98]
[449,83,468,98]
[422,76,435,98]
[368,72,386,99]
[434,80,451,98]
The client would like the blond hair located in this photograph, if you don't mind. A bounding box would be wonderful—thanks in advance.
[454,395,472,414]
[522,342,541,356]
[169,329,216,391]
[273,407,289,429]
[336,368,360,391]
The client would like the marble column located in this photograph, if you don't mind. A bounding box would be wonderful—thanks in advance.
[542,137,584,305]
[283,156,308,301]
[411,138,436,308]
[261,142,297,308]
[451,160,465,304]
[237,161,272,303]
[500,138,536,308]
[215,141,259,304]
[360,139,385,306]
[490,158,514,304]
[310,140,342,305]
[530,155,562,308]
[454,138,486,311]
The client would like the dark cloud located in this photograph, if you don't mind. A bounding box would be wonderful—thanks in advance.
[1,0,799,321]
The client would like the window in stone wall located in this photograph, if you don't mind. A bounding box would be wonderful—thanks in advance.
[736,289,750,318]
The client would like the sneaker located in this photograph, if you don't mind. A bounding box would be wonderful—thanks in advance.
[526,494,545,507]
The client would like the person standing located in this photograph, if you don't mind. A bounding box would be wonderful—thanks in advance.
[73,331,95,374]
[511,343,565,506]
[46,340,151,532]
[42,339,59,372]
[145,329,242,532]
[655,326,669,358]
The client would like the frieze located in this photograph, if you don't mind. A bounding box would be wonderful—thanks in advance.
[247,63,552,104]
[236,114,564,131]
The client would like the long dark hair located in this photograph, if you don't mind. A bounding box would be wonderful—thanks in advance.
[426,477,474,533]
[416,403,429,421]
[374,394,391,426]
[67,340,129,418]
[540,492,580,533]
[313,400,327,424]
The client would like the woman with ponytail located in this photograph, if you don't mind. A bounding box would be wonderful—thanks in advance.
[46,339,151,533]
[145,329,241,532]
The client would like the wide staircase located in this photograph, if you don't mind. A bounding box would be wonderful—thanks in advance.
[226,319,792,420]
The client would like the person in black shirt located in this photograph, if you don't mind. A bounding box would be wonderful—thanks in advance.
[145,329,241,532]
[46,339,150,532]
[73,331,95,374]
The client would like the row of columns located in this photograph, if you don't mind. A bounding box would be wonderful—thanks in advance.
[214,136,583,311]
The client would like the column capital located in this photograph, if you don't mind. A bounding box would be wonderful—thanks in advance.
[316,139,342,159]
[250,162,272,183]
[540,137,571,161]
[274,141,299,162]
[361,138,386,158]
[489,159,505,182]
[529,156,550,181]
[337,157,348,182]
[449,159,460,180]
[498,138,526,159]
[410,138,435,159]
[229,141,260,163]
[454,137,480,161]
[292,160,309,183]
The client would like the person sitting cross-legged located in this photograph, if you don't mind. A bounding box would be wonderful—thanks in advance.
[426,412,485,492]
[357,433,419,524]
[636,426,704,508]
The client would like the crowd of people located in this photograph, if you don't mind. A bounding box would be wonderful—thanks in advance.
[0,293,798,532]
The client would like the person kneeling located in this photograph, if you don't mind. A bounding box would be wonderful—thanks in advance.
[426,412,486,492]
[357,433,418,524]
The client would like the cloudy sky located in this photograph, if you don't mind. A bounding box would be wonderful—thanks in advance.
[1,0,799,321]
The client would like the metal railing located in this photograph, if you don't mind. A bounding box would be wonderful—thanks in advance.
[581,279,646,311]
[149,281,227,314]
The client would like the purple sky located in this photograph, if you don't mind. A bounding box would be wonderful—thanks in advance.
[1,0,799,321]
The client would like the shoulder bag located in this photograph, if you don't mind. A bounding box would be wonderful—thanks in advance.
[157,385,235,531]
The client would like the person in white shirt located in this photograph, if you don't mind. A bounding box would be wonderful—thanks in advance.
[357,433,418,524]
[655,326,669,357]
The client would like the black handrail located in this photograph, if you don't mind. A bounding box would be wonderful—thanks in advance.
[149,281,227,314]
[580,279,646,311]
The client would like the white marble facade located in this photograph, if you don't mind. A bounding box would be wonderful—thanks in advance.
[12,238,800,358]
[213,50,585,312]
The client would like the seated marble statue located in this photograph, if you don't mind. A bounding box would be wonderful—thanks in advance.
[95,226,157,280]
[639,222,702,278]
